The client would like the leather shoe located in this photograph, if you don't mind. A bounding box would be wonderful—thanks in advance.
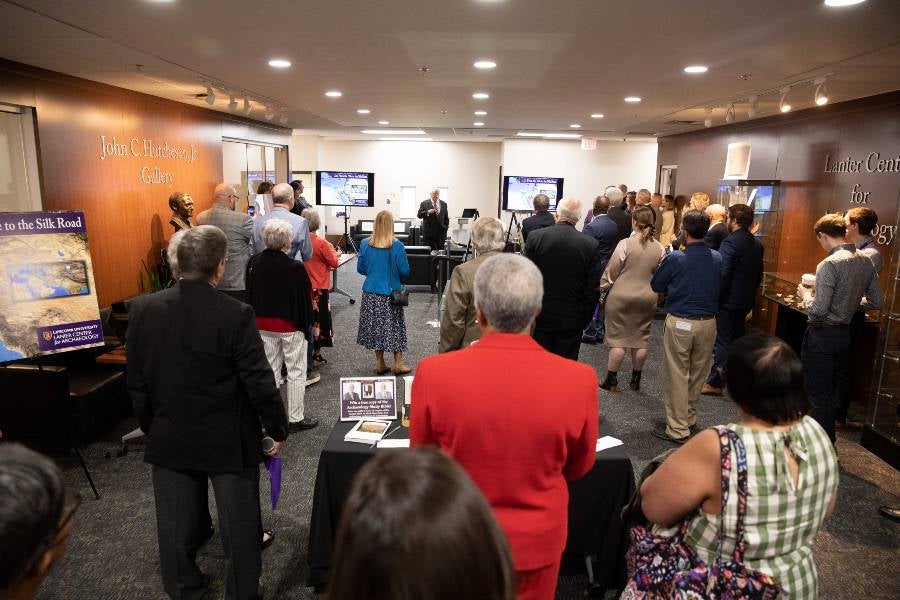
[261,529,275,550]
[651,426,690,445]
[701,384,723,396]
[690,424,700,436]
[289,418,319,431]
[878,506,900,522]
[199,525,214,547]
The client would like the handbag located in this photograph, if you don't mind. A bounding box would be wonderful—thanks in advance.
[383,246,408,306]
[622,427,783,599]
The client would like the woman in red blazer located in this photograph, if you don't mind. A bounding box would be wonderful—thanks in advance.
[411,254,598,600]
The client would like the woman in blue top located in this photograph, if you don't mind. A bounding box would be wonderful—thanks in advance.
[357,210,412,374]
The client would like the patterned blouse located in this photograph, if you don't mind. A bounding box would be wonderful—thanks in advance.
[675,416,838,599]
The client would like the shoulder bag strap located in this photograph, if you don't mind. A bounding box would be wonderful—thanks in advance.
[725,429,751,563]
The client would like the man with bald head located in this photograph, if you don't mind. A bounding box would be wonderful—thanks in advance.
[197,183,254,302]
[524,197,600,360]
[252,182,312,262]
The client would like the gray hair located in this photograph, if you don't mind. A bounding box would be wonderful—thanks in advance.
[302,208,321,232]
[470,217,505,253]
[706,203,727,220]
[0,443,66,593]
[262,218,294,251]
[474,254,543,333]
[177,225,227,280]
[532,193,550,212]
[604,186,624,205]
[556,197,582,224]
[272,182,294,207]
[166,228,187,278]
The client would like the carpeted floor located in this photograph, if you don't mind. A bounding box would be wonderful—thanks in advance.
[37,265,899,599]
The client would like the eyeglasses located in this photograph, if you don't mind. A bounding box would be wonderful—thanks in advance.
[46,491,82,550]
[229,194,239,199]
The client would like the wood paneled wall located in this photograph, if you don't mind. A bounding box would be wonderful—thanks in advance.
[657,92,900,285]
[0,59,290,307]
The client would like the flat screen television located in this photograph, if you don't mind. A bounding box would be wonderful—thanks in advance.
[316,171,375,207]
[502,176,564,212]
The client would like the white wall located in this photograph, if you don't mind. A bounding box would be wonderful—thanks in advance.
[501,139,659,225]
[287,134,658,237]
[293,136,502,237]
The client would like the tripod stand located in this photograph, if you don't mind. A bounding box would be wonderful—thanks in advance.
[505,211,529,249]
[462,209,480,262]
[339,206,359,254]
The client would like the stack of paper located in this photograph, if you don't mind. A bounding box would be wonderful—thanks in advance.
[596,436,624,452]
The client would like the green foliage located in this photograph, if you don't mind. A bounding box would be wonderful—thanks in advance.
[138,259,173,293]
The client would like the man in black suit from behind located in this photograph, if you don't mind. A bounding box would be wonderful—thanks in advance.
[417,187,450,250]
[525,197,600,360]
[127,225,288,600]
[604,186,632,242]
[520,193,556,243]
[702,203,764,395]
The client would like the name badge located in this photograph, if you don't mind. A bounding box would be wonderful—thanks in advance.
[675,320,692,332]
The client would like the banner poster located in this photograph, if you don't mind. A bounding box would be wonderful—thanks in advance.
[0,211,104,362]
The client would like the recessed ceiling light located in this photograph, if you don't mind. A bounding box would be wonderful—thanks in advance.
[361,129,426,135]
[473,60,497,69]
[357,108,370,114]
[824,0,866,6]
[590,113,604,119]
[569,123,581,128]
[268,59,291,68]
[325,90,342,98]
[473,122,485,127]
[624,96,642,103]
[684,65,708,74]
[474,110,487,116]
[378,120,390,125]
[472,92,490,100]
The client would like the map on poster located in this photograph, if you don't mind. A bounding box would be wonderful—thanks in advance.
[0,211,104,362]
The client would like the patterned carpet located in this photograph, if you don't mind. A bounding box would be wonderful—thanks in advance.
[36,265,899,599]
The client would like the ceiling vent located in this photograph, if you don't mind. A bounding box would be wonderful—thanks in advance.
[664,119,701,125]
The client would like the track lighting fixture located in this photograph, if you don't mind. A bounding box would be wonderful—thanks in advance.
[779,87,792,113]
[747,96,758,118]
[279,111,288,125]
[814,78,829,106]
[228,95,238,111]
[703,107,713,128]
[243,98,252,115]
[724,103,736,123]
[264,106,275,121]
[205,86,216,105]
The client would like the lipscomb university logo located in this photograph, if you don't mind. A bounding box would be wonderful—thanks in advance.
[42,331,53,342]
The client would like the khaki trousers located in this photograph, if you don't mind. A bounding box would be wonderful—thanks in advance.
[662,314,717,439]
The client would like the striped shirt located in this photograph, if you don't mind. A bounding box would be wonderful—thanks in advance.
[857,237,884,274]
[669,417,839,599]
[804,243,882,325]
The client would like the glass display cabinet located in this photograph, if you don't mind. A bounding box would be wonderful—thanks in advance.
[863,197,900,469]
[717,179,781,274]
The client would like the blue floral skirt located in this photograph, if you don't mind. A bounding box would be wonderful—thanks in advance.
[357,292,407,352]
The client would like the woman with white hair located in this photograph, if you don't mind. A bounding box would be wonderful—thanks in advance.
[301,208,339,366]
[246,218,318,431]
[439,217,506,352]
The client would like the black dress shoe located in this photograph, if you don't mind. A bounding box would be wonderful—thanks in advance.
[289,418,319,431]
[199,525,214,547]
[261,529,275,550]
[651,426,690,445]
[878,506,900,522]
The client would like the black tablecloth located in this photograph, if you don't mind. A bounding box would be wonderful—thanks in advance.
[306,418,635,591]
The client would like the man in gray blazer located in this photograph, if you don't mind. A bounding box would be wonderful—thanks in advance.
[196,183,254,302]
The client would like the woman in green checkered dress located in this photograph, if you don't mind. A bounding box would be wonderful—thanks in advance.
[640,334,839,598]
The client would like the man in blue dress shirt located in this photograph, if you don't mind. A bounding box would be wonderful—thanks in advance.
[651,210,722,443]
[252,183,313,263]
[582,195,619,343]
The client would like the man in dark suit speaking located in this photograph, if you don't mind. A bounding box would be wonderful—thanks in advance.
[524,197,600,360]
[417,187,450,250]
[127,225,288,600]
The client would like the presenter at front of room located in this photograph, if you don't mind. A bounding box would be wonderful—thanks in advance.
[417,188,450,251]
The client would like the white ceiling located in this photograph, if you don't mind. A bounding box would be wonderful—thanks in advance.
[1,0,899,141]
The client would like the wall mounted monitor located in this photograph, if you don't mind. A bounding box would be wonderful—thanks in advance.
[316,171,375,207]
[502,176,564,212]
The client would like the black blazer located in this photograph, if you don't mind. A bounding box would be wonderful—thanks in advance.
[246,249,313,331]
[521,211,556,243]
[704,222,729,251]
[524,222,600,330]
[417,199,450,239]
[719,228,764,312]
[607,206,633,242]
[127,280,288,473]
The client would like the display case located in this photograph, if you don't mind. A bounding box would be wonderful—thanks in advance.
[717,179,781,274]
[863,197,900,469]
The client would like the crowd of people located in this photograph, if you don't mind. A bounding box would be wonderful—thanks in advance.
[1,176,887,600]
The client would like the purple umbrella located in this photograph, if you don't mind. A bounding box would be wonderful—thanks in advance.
[264,456,283,509]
